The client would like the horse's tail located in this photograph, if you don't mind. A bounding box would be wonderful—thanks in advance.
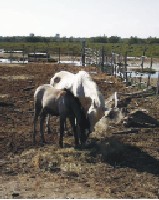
[33,90,40,143]
[33,89,42,121]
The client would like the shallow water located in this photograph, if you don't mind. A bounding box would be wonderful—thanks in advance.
[0,58,28,63]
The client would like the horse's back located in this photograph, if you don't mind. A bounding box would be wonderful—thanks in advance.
[34,85,63,114]
[34,85,50,104]
[42,87,66,114]
[34,84,51,98]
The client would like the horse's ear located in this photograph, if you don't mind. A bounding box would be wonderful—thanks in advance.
[59,90,66,97]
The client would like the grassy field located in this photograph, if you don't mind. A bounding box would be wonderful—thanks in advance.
[0,41,159,57]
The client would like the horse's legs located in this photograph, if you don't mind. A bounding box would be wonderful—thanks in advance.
[69,116,79,147]
[33,105,40,144]
[76,116,86,147]
[79,120,87,144]
[59,116,65,148]
[64,119,67,134]
[46,114,51,134]
[40,111,46,146]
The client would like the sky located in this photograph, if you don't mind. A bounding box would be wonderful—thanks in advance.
[0,0,159,38]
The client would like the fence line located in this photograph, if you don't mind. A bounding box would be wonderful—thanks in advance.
[0,44,159,92]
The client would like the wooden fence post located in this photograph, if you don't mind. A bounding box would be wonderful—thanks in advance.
[110,52,113,76]
[124,51,128,85]
[46,44,49,62]
[101,46,105,72]
[10,48,13,63]
[141,56,144,73]
[81,41,86,67]
[22,44,25,63]
[58,47,61,63]
[34,46,36,62]
[147,57,152,87]
[114,53,117,77]
[95,49,97,68]
[156,72,159,95]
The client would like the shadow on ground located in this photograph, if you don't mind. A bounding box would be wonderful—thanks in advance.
[86,137,159,175]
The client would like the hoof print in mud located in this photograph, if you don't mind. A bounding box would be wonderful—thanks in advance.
[49,166,61,173]
[12,192,20,198]
[65,171,79,178]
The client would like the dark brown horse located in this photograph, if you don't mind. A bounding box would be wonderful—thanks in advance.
[33,84,90,147]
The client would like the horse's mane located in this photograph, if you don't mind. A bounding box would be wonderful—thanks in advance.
[74,71,105,109]
[64,88,82,108]
[64,88,73,95]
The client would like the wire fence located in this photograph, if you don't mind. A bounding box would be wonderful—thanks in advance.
[0,45,159,93]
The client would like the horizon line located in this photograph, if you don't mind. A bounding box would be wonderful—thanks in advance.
[0,35,159,39]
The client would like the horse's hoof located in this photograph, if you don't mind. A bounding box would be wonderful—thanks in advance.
[40,143,44,147]
[59,142,63,148]
[74,144,81,149]
[80,143,86,149]
[47,129,51,134]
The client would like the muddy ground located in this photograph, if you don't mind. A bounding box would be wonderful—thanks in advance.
[0,63,159,198]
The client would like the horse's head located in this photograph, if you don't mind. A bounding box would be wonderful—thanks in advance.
[87,99,106,132]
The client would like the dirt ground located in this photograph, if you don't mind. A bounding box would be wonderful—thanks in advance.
[0,63,159,199]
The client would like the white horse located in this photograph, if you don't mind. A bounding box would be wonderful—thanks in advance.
[50,70,106,132]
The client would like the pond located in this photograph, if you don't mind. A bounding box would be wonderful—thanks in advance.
[0,58,28,63]
[128,62,159,78]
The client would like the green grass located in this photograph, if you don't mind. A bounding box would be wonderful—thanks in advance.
[0,41,159,57]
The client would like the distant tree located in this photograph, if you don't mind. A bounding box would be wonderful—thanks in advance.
[90,36,108,43]
[0,35,159,45]
[69,37,74,42]
[26,36,42,42]
[108,36,121,43]
[129,36,146,44]
[129,36,138,44]
[147,37,159,44]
